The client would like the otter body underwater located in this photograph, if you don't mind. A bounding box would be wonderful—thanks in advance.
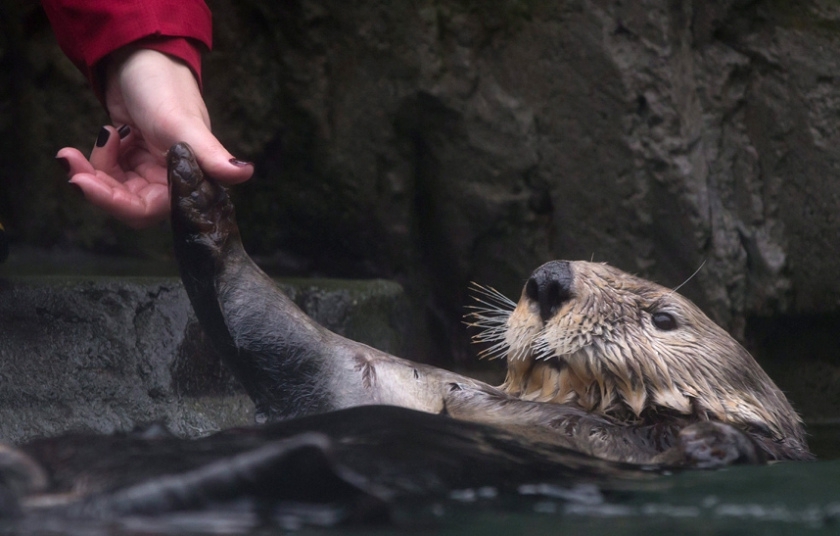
[169,142,811,466]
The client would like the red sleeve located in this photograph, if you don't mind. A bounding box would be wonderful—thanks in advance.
[42,0,212,97]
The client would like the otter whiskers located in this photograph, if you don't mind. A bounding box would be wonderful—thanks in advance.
[531,336,558,361]
[464,283,516,360]
[667,259,706,298]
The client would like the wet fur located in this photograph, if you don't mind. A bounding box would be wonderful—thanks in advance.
[168,143,811,465]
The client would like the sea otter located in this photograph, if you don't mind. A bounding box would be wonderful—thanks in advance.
[168,142,811,466]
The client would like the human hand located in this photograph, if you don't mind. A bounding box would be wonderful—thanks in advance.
[56,49,253,229]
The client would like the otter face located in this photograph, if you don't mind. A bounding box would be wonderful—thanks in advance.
[470,260,805,448]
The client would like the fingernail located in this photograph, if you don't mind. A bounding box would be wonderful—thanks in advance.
[229,158,253,167]
[118,124,131,139]
[56,156,70,173]
[96,127,110,147]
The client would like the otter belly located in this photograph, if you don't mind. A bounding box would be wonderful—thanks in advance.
[168,142,810,465]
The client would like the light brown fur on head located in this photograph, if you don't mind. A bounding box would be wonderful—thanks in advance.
[470,261,806,453]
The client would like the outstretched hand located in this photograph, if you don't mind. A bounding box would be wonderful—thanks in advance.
[57,49,253,229]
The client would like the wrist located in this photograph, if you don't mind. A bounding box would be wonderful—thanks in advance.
[104,48,205,127]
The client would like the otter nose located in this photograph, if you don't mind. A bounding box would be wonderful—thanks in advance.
[525,261,573,322]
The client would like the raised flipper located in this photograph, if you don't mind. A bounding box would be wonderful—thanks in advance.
[168,142,486,422]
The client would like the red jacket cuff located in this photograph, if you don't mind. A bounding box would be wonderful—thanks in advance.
[42,0,212,100]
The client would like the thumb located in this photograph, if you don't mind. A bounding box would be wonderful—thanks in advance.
[176,124,254,185]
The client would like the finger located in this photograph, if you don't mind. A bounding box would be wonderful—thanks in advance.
[175,123,254,185]
[69,174,170,229]
[89,126,125,177]
[56,147,96,177]
[116,124,133,145]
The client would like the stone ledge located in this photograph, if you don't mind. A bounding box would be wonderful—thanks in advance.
[0,276,411,444]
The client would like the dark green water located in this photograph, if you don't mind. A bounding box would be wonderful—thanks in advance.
[13,440,838,536]
[16,460,836,536]
[400,423,838,536]
[318,459,840,536]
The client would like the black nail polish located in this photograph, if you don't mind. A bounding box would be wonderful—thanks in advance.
[56,156,70,173]
[95,127,110,147]
[229,158,253,167]
[118,124,131,139]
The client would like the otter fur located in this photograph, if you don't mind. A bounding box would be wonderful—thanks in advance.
[168,142,812,466]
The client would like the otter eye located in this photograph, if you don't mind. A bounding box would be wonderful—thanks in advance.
[652,312,678,331]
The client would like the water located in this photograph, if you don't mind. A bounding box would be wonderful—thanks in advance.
[10,461,838,535]
[328,459,840,536]
[6,423,837,536]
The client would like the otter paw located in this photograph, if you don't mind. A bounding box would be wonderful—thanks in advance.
[677,421,766,468]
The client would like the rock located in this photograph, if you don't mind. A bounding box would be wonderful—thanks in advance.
[0,275,412,443]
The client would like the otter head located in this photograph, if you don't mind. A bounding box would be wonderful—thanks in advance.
[471,260,807,456]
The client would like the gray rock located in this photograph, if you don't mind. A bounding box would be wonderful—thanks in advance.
[0,275,411,443]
